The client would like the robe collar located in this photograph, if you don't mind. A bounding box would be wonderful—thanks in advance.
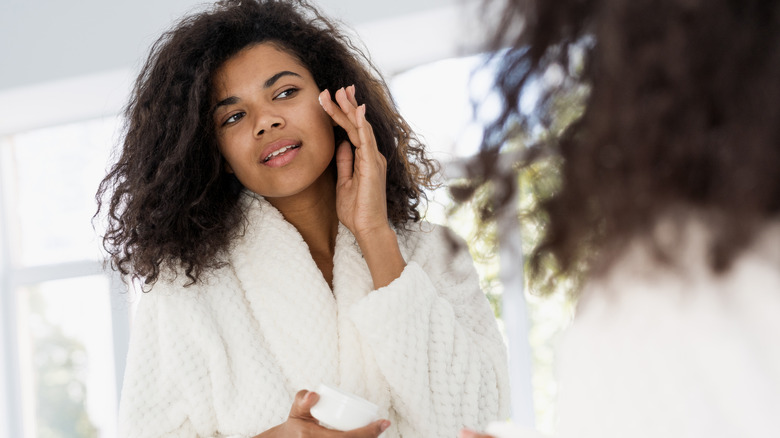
[229,192,386,403]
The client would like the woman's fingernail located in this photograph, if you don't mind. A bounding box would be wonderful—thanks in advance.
[380,420,391,432]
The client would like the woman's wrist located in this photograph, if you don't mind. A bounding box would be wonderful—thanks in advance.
[355,225,406,289]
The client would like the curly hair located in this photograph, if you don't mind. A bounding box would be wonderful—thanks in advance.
[96,0,438,286]
[480,0,780,281]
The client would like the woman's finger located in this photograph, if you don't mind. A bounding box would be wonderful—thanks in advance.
[320,89,362,147]
[289,390,319,419]
[341,419,391,438]
[356,104,381,161]
[346,84,359,107]
[356,105,369,151]
[458,429,493,438]
[335,140,354,186]
[334,87,358,126]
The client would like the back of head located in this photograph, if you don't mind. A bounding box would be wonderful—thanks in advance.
[488,0,780,278]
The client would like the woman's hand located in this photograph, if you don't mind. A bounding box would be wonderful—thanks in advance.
[459,429,494,438]
[319,86,388,240]
[319,86,406,289]
[256,390,390,438]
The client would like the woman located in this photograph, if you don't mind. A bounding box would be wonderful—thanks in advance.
[462,0,780,437]
[96,1,510,437]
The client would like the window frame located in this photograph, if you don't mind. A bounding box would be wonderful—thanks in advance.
[0,123,132,438]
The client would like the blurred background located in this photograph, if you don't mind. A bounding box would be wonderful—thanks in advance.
[0,0,574,436]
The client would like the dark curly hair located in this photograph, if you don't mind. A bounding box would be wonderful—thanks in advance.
[477,0,780,282]
[96,0,437,286]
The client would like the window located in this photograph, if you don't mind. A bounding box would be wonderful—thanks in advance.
[0,117,131,438]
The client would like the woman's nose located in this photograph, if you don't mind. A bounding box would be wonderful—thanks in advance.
[255,111,284,136]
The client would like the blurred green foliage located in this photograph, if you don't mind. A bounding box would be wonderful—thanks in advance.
[440,65,588,433]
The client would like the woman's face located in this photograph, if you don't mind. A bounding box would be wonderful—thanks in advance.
[211,42,336,200]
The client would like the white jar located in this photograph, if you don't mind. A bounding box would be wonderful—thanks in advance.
[310,384,380,431]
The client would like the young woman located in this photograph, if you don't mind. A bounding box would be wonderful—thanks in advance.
[461,0,780,437]
[96,1,510,437]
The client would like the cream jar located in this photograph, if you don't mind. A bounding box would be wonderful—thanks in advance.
[310,384,380,431]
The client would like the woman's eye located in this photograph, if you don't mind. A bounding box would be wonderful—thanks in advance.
[224,112,245,126]
[275,88,298,99]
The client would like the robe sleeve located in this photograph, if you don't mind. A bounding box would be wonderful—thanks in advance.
[348,225,511,438]
[117,288,253,438]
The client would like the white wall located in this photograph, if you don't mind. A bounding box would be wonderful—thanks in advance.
[0,0,495,135]
[0,0,460,92]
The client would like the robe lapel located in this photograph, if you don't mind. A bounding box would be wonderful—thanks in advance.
[231,194,339,392]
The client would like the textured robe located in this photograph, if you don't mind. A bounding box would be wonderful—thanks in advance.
[118,193,510,438]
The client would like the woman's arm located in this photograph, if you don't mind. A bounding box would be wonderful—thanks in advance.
[320,86,406,289]
[118,290,208,438]
[348,226,512,438]
[321,85,510,437]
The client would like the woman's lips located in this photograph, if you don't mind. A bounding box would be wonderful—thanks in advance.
[260,139,301,168]
[263,144,301,168]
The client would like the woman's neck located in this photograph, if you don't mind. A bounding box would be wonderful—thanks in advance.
[265,170,339,287]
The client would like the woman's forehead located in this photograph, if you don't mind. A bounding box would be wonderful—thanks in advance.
[211,42,314,96]
[223,43,308,75]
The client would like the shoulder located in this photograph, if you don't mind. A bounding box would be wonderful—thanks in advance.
[396,220,478,285]
[137,265,239,324]
[563,218,780,407]
[581,216,780,303]
[558,222,780,437]
[396,220,470,258]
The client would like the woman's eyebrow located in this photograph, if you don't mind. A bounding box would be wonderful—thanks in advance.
[213,71,303,114]
[264,70,302,88]
[214,96,240,112]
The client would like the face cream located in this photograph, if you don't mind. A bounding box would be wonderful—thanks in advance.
[310,384,379,431]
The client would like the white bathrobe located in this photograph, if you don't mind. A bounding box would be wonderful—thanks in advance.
[552,220,780,438]
[118,193,510,438]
